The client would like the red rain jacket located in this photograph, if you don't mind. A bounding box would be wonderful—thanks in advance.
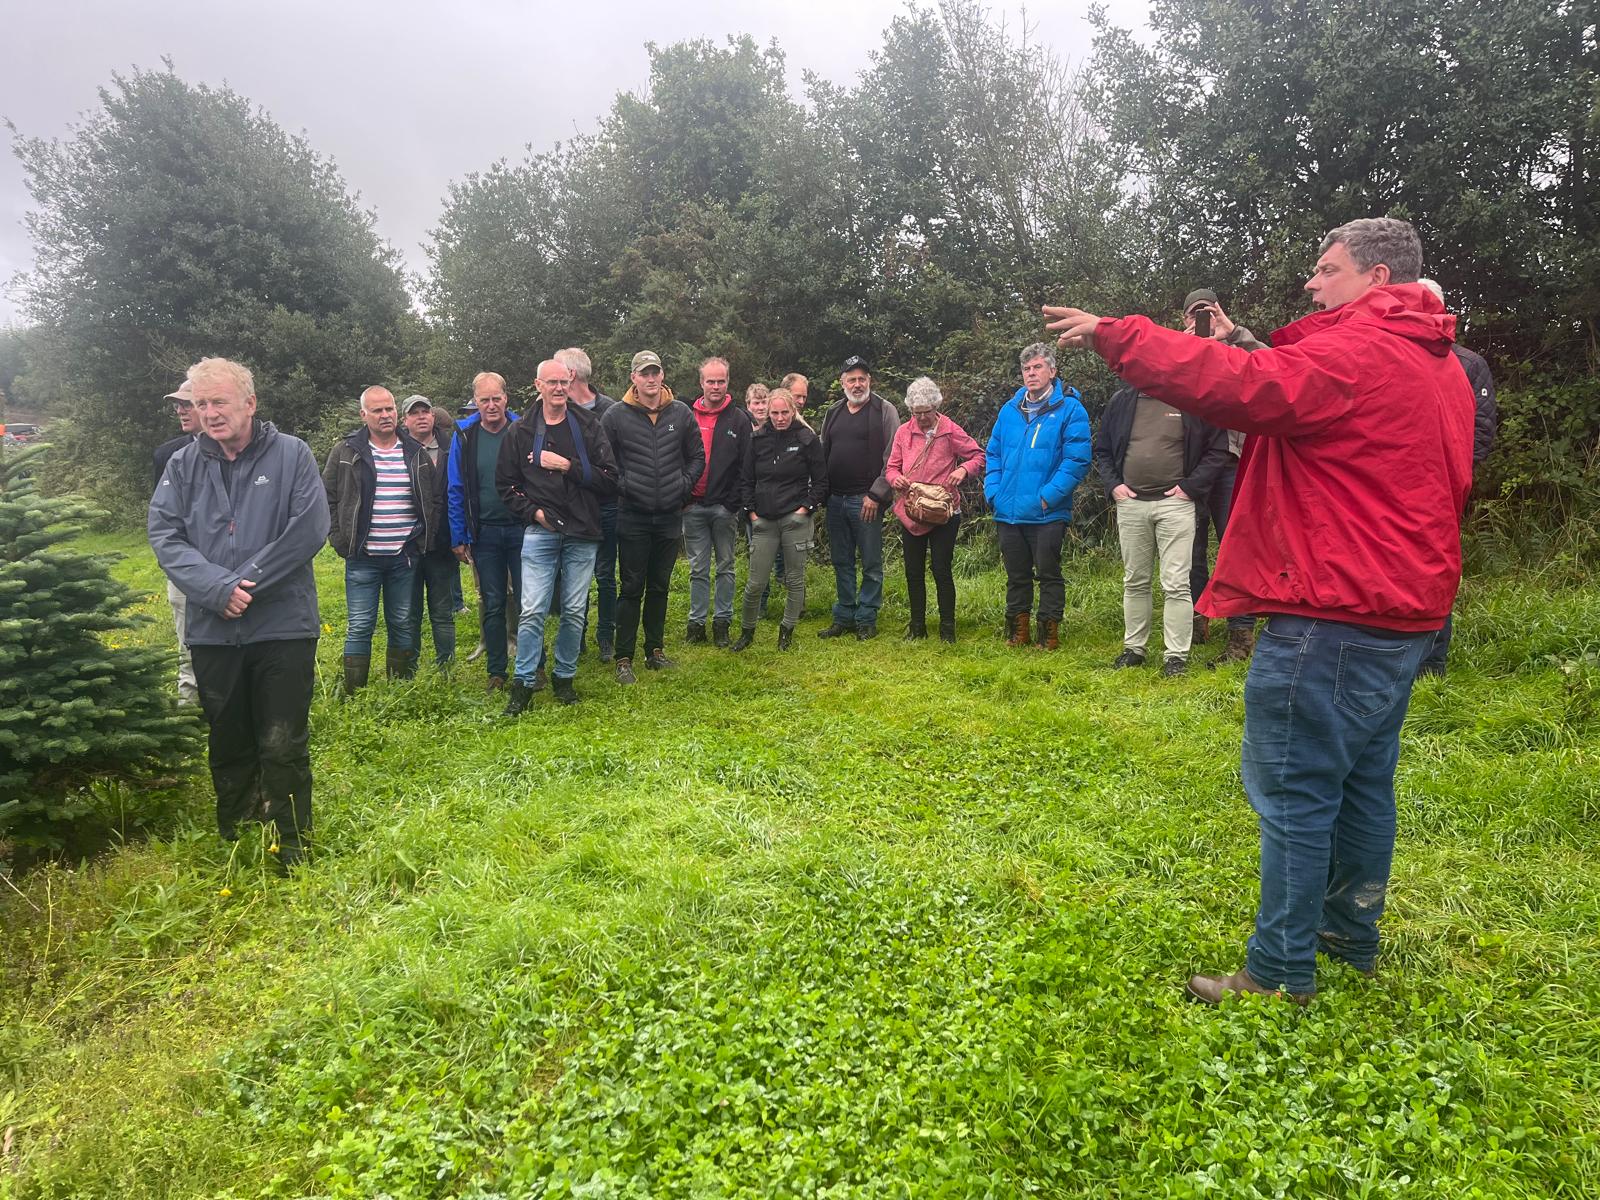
[1094,284,1473,632]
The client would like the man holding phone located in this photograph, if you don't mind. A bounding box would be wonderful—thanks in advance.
[1180,289,1267,662]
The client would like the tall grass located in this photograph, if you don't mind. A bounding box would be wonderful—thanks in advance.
[1,531,1596,1197]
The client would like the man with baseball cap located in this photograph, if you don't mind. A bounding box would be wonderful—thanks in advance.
[818,355,899,640]
[600,351,704,683]
[153,377,202,704]
[402,394,459,668]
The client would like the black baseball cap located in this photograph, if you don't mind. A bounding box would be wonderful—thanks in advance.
[841,355,871,373]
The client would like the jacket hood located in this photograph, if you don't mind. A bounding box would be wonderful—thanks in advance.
[197,418,277,460]
[693,394,732,415]
[622,384,677,410]
[1273,283,1457,355]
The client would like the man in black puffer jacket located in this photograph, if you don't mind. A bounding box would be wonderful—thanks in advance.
[600,350,706,683]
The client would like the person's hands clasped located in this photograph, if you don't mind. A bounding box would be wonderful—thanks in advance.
[222,579,256,619]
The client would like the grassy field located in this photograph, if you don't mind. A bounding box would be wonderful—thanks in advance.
[2,529,1597,1198]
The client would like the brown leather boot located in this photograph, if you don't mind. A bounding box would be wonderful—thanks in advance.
[1218,624,1256,663]
[1193,614,1210,644]
[1186,967,1313,1007]
[1037,618,1060,651]
[1005,612,1031,647]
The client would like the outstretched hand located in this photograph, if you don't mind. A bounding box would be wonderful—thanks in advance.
[1043,305,1103,351]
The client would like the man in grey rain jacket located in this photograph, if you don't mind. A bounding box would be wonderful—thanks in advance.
[148,357,330,872]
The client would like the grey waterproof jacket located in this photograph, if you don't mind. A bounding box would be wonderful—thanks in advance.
[148,419,330,645]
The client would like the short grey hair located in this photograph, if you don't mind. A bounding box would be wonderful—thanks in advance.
[555,347,592,382]
[1019,342,1056,371]
[187,357,255,399]
[359,385,393,411]
[904,376,943,413]
[1320,218,1423,284]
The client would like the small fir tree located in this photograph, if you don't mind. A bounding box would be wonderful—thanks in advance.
[0,443,202,856]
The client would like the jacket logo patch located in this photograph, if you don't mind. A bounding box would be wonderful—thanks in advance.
[252,475,271,486]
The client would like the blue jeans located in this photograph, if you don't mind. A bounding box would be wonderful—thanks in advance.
[343,552,417,656]
[1242,615,1432,992]
[515,528,598,683]
[473,522,525,679]
[408,549,459,665]
[683,502,737,624]
[826,494,885,627]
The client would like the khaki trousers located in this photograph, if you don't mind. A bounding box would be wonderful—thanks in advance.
[1116,494,1196,659]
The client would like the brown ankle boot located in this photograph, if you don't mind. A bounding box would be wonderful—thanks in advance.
[1219,624,1256,662]
[1037,618,1060,650]
[1193,614,1210,644]
[1005,612,1031,647]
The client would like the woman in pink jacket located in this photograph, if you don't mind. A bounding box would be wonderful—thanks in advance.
[886,377,985,642]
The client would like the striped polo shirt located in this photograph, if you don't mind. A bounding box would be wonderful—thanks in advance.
[362,442,418,555]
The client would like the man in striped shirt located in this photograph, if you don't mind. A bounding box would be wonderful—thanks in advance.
[323,385,442,692]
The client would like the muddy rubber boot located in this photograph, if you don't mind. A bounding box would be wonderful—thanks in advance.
[342,654,371,695]
[385,648,417,680]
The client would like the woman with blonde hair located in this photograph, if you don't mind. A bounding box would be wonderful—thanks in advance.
[733,388,825,651]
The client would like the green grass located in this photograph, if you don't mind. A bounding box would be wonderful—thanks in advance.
[2,532,1597,1198]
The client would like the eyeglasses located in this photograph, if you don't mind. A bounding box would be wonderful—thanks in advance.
[172,400,195,412]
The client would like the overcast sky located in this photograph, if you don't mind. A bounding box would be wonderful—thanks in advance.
[0,0,1147,324]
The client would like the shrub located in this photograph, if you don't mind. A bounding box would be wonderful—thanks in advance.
[0,444,202,861]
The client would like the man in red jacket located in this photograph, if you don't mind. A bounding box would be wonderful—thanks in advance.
[1047,218,1473,1005]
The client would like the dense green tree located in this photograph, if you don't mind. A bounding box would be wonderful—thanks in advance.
[1087,0,1600,360]
[9,64,420,505]
[0,444,202,858]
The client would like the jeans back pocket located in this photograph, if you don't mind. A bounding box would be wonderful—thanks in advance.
[1334,640,1411,719]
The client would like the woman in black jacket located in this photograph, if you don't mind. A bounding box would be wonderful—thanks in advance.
[733,389,826,651]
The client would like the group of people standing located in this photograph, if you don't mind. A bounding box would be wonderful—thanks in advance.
[147,216,1493,1017]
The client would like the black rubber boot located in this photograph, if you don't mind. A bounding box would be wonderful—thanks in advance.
[731,627,757,652]
[342,654,371,695]
[938,620,956,644]
[713,619,731,649]
[503,680,534,716]
[552,675,579,705]
[385,648,417,680]
[777,624,795,651]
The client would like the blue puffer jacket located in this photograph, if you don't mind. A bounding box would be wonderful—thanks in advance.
[983,380,1092,524]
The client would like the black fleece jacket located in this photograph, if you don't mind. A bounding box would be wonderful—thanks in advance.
[741,423,828,519]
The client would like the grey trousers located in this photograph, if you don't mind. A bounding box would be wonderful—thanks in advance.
[683,502,737,624]
[742,511,812,630]
[166,578,199,705]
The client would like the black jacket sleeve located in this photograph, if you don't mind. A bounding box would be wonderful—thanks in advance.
[1457,348,1497,467]
[1178,418,1231,499]
[1093,388,1135,496]
[739,435,757,513]
[804,434,828,512]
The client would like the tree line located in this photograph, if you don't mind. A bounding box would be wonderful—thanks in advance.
[3,0,1596,519]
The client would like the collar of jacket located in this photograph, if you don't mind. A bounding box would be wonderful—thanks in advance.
[1008,378,1077,415]
[622,384,677,413]
[1272,282,1457,353]
[197,418,273,461]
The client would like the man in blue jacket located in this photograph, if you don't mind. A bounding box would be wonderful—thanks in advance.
[447,371,521,690]
[984,342,1093,649]
[148,357,330,873]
